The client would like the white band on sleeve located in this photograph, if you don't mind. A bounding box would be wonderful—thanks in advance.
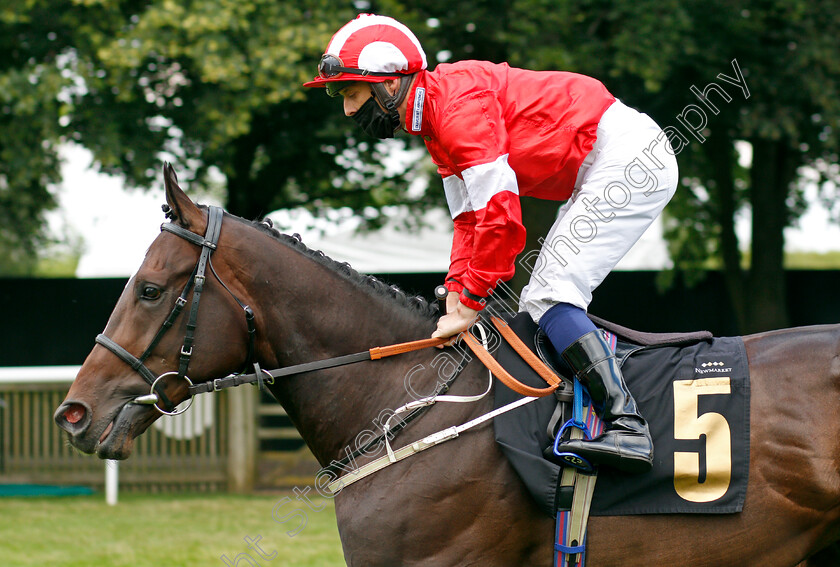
[461,154,519,211]
[443,175,471,218]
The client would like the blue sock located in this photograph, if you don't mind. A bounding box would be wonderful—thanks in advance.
[538,302,597,354]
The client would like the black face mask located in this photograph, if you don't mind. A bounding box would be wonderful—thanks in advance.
[353,96,399,139]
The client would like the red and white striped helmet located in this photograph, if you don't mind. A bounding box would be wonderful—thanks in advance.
[303,14,427,89]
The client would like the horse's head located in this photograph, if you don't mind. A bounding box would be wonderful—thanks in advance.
[54,164,256,459]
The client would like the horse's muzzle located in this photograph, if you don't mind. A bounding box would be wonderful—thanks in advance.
[55,397,155,459]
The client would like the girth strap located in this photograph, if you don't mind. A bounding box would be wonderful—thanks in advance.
[555,405,602,567]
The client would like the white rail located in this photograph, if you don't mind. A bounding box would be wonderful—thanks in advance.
[0,366,79,384]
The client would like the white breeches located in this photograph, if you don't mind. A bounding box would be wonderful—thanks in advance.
[519,100,679,322]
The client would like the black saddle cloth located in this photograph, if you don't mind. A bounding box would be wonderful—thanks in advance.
[492,313,750,517]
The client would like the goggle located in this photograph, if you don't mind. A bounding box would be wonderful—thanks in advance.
[318,54,402,80]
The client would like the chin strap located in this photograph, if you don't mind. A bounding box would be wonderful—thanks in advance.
[371,75,415,129]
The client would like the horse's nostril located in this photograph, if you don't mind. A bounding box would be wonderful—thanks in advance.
[55,400,92,435]
[64,404,86,424]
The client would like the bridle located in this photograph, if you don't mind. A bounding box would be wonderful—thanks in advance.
[94,204,452,419]
[95,206,256,415]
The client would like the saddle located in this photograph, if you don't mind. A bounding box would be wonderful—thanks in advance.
[487,311,714,415]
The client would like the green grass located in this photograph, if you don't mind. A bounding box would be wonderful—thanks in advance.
[784,251,840,269]
[0,492,345,566]
[34,252,80,277]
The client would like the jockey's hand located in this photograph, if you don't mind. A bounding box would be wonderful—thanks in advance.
[432,300,479,347]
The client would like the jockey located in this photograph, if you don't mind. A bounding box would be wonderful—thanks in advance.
[304,14,679,474]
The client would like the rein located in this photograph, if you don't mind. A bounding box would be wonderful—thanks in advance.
[188,337,446,396]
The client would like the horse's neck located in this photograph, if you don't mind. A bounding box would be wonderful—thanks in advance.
[255,250,439,465]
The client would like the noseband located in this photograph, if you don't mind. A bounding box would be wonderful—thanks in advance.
[95,206,256,415]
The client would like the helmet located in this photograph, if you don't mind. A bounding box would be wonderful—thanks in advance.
[303,14,427,91]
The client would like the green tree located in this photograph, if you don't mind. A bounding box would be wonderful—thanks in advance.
[591,0,840,333]
[1,0,436,277]
[68,0,363,219]
[4,0,839,336]
[385,0,840,333]
[0,1,75,274]
[66,0,441,223]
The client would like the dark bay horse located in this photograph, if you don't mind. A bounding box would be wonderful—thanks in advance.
[55,165,840,566]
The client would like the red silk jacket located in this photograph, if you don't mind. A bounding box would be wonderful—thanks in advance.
[405,61,615,310]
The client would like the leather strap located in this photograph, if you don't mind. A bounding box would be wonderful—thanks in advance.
[463,330,559,397]
[95,333,176,411]
[177,206,224,378]
[189,336,449,395]
[189,350,371,395]
[489,316,562,388]
[370,337,447,359]
[96,334,158,386]
[556,407,600,567]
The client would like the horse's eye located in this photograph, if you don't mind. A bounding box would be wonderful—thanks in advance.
[141,286,162,300]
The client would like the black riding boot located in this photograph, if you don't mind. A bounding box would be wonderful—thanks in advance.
[557,330,653,473]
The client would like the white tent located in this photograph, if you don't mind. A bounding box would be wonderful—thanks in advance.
[298,208,453,274]
[75,204,671,278]
[300,208,671,275]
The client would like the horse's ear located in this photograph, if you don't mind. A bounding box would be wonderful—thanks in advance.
[163,162,203,229]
